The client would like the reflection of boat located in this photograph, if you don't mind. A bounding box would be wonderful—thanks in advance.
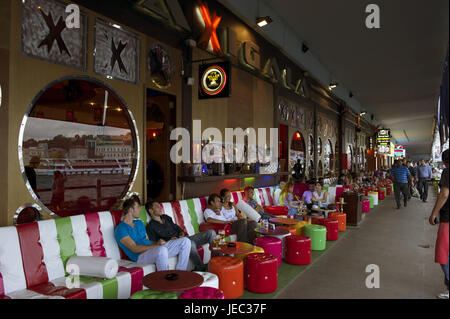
[35,158,132,176]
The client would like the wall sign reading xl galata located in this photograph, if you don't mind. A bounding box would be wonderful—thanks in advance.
[139,0,310,98]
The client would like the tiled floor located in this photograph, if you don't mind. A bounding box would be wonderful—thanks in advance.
[275,190,446,299]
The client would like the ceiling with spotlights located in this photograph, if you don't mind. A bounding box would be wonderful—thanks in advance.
[219,0,448,157]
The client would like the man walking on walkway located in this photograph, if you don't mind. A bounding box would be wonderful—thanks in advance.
[407,161,417,200]
[417,159,433,202]
[389,159,411,209]
[429,149,449,299]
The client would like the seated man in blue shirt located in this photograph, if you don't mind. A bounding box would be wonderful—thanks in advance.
[243,186,275,220]
[114,198,191,271]
[389,159,411,209]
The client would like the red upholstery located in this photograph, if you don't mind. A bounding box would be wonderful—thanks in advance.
[244,253,278,293]
[284,235,311,265]
[293,183,309,199]
[264,188,274,206]
[318,218,339,241]
[264,206,288,216]
[335,187,344,200]
[199,197,207,211]
[231,192,239,204]
[199,223,232,237]
[170,202,188,234]
[85,213,107,257]
[16,223,49,288]
[0,272,5,297]
[29,282,86,299]
[180,287,225,299]
[118,267,143,296]
[310,215,324,225]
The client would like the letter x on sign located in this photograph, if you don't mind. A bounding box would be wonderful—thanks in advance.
[38,8,71,57]
[111,38,128,74]
[197,1,222,55]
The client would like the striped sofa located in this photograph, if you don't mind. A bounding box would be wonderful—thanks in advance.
[0,186,280,299]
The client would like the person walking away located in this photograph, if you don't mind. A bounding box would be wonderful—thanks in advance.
[407,161,417,200]
[389,159,411,209]
[428,149,449,299]
[417,159,433,202]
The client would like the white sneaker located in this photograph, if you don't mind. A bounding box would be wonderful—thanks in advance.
[437,290,449,299]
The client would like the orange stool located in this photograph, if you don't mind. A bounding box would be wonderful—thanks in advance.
[328,212,346,232]
[208,256,244,299]
[277,226,297,236]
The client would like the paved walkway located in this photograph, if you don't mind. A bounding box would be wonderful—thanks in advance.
[276,189,445,299]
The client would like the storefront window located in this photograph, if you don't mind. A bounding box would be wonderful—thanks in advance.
[19,78,139,217]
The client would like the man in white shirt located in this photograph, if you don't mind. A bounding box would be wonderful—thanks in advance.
[204,194,257,244]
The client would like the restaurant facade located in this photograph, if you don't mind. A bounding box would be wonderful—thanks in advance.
[0,0,376,227]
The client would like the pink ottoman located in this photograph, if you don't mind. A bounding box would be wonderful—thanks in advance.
[180,287,225,299]
[362,199,370,213]
[254,236,283,267]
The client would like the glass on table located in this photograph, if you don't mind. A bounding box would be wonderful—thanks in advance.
[218,229,226,243]
[212,235,221,250]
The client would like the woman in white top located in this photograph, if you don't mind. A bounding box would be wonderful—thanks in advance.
[312,182,328,209]
[203,191,257,244]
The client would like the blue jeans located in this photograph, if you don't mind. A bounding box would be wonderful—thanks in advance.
[441,256,449,290]
[137,237,191,271]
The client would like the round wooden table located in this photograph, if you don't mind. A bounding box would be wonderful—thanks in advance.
[214,241,254,256]
[254,227,291,236]
[142,270,204,292]
[269,217,301,226]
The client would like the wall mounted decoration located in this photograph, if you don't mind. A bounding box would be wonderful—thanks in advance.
[147,43,174,89]
[198,61,231,99]
[94,18,140,84]
[21,0,88,70]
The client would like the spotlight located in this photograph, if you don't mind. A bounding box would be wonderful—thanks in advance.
[302,43,309,53]
[328,82,338,90]
[359,111,367,116]
[256,16,272,27]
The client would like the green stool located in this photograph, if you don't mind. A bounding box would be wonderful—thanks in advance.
[130,289,178,299]
[303,224,327,251]
[362,196,374,209]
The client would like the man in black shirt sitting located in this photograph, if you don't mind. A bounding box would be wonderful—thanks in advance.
[145,200,216,272]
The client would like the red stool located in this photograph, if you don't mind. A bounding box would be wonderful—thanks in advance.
[180,287,225,299]
[386,186,392,195]
[264,206,288,216]
[362,199,370,213]
[254,236,283,267]
[328,212,346,232]
[208,257,244,299]
[378,189,385,200]
[244,253,278,293]
[284,235,311,265]
[310,215,324,225]
[318,218,339,241]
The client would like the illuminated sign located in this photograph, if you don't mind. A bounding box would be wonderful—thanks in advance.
[199,62,230,99]
[197,1,222,55]
[394,145,405,158]
[377,129,391,154]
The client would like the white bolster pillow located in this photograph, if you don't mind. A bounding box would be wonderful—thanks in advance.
[66,256,119,279]
[235,200,261,222]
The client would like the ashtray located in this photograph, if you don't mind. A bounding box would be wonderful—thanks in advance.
[227,242,236,248]
[164,273,179,281]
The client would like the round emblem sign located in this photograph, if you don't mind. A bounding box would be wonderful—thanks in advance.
[201,65,227,95]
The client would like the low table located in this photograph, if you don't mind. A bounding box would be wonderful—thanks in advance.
[254,227,291,237]
[269,217,301,226]
[142,270,204,292]
[213,241,254,256]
